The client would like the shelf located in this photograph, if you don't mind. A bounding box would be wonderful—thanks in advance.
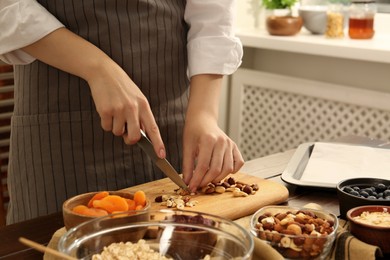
[236,27,390,64]
[235,12,390,64]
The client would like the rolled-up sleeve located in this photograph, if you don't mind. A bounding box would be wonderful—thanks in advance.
[0,0,64,64]
[184,0,243,78]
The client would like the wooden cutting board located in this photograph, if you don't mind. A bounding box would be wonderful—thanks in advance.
[122,172,288,220]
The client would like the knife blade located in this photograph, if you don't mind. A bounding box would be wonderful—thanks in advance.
[137,130,190,192]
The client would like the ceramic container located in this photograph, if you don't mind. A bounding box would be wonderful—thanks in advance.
[347,205,390,254]
[336,177,390,219]
[266,15,303,36]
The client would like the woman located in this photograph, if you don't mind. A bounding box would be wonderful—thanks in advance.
[0,0,244,224]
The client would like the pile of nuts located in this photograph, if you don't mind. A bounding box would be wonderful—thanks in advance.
[154,194,198,209]
[155,176,259,209]
[200,176,259,197]
[254,209,335,259]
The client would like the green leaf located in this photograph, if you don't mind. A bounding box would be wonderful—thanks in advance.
[262,0,298,9]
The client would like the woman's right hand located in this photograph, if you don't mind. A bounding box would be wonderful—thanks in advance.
[22,27,166,158]
[87,59,165,158]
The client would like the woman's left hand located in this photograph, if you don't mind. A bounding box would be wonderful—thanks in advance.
[182,74,244,193]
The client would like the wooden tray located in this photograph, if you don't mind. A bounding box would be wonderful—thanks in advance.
[122,172,289,220]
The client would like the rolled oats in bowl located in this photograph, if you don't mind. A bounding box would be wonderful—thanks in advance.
[58,209,254,260]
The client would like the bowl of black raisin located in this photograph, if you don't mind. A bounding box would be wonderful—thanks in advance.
[337,178,390,219]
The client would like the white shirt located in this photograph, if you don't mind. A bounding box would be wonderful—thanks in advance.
[0,0,243,77]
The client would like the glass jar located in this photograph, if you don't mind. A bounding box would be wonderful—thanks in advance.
[348,0,376,39]
[325,3,345,38]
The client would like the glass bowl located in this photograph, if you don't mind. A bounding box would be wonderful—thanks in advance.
[250,205,338,259]
[58,209,254,260]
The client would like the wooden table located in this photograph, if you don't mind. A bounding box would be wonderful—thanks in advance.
[0,148,341,259]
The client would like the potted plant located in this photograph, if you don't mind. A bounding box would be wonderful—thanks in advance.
[262,0,298,15]
[261,0,303,35]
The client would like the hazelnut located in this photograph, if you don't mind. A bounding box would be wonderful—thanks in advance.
[293,236,305,246]
[283,248,301,258]
[271,231,282,243]
[204,187,215,194]
[242,185,253,195]
[275,212,288,220]
[221,181,231,188]
[154,195,163,202]
[235,183,243,190]
[274,223,284,232]
[227,177,236,185]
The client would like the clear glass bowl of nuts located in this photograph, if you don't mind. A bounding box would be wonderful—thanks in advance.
[250,205,338,260]
[59,209,254,259]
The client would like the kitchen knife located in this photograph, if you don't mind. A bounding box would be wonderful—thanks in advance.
[137,130,190,192]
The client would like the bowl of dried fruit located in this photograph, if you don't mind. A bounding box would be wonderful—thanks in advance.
[336,178,390,219]
[62,190,150,230]
[58,209,254,259]
[347,205,390,254]
[250,205,338,259]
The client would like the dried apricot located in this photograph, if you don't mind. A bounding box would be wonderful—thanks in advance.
[72,205,108,217]
[72,191,147,218]
[87,191,109,208]
[92,195,129,213]
[135,204,144,210]
[134,190,147,206]
[126,199,137,210]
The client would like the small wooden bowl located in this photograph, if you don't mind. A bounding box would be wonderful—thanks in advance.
[62,191,151,230]
[347,205,390,254]
[266,15,303,36]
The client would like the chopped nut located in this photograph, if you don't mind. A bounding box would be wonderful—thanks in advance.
[280,237,291,248]
[287,223,302,235]
[232,190,248,197]
[226,187,240,192]
[214,186,226,194]
[261,216,275,225]
[251,183,259,191]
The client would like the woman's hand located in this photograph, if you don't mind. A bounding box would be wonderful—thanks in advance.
[182,74,244,192]
[22,28,166,158]
[86,59,165,158]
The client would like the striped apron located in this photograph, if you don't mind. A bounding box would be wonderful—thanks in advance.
[7,0,189,224]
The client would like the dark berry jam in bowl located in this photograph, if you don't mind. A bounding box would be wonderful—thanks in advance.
[337,178,390,219]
